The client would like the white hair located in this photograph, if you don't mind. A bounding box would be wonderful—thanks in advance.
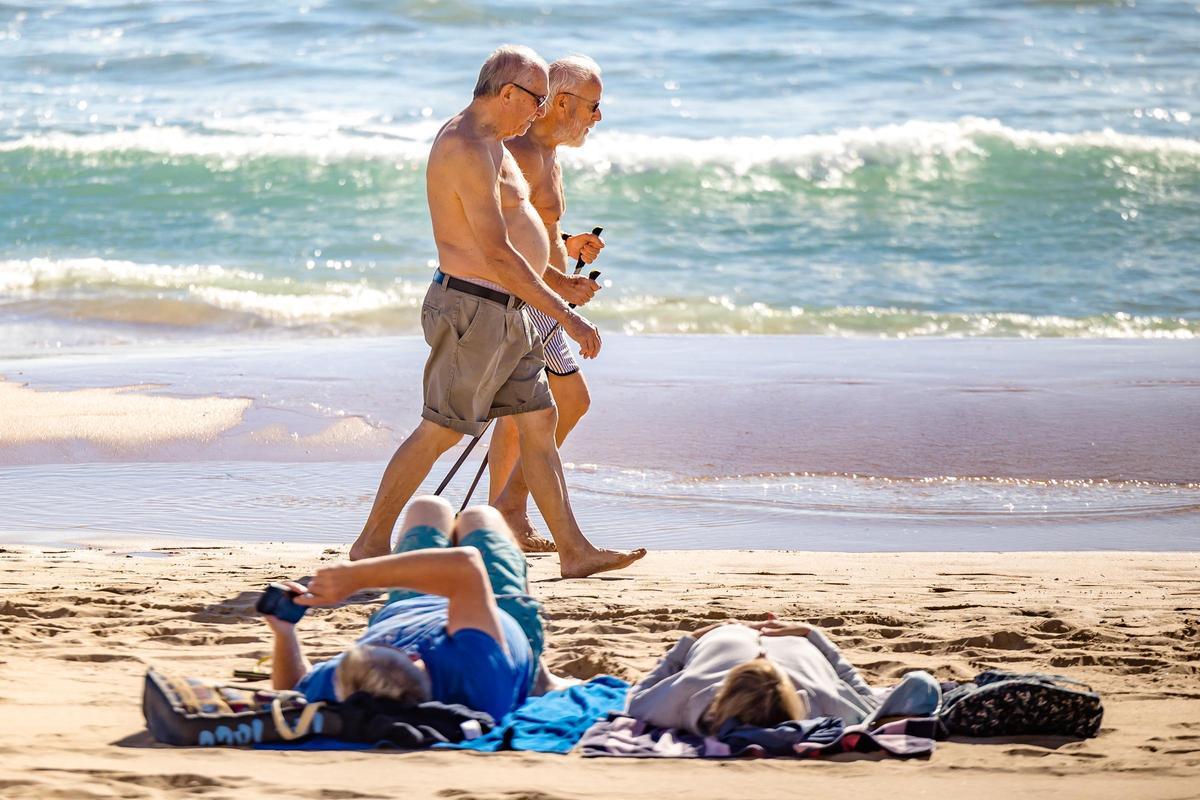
[474,44,548,98]
[549,55,602,100]
[334,644,432,705]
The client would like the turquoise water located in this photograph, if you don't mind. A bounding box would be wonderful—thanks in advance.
[1,1,1199,347]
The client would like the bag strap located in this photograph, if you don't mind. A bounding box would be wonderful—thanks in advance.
[977,670,1095,692]
[271,693,326,741]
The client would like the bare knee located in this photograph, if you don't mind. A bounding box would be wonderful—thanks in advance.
[515,406,559,444]
[401,495,455,534]
[454,505,512,542]
[549,373,590,428]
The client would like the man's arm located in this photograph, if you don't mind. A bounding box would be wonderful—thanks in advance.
[264,617,311,690]
[448,142,601,357]
[296,548,505,645]
[261,579,314,690]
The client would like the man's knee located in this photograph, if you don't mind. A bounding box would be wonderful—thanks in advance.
[456,505,509,539]
[402,495,455,533]
[550,372,590,422]
[514,405,559,441]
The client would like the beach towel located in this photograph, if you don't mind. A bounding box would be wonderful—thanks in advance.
[447,675,630,753]
[579,713,938,759]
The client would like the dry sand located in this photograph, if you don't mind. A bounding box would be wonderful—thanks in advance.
[0,544,1197,799]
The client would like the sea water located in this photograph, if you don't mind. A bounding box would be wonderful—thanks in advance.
[2,0,1198,347]
[1,1,1197,549]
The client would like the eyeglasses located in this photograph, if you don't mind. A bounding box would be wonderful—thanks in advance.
[560,90,601,114]
[508,82,547,109]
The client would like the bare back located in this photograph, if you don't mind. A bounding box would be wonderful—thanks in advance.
[427,113,550,287]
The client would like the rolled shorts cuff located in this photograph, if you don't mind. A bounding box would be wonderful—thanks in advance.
[487,390,555,420]
[421,406,488,437]
[545,365,580,377]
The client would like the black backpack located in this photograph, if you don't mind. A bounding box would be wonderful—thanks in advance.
[939,670,1103,739]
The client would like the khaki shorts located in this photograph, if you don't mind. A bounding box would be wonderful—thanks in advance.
[420,279,553,436]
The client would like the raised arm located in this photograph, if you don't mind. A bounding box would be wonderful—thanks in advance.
[296,548,505,645]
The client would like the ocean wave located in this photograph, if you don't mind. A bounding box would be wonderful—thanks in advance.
[1,258,1194,338]
[4,117,1198,177]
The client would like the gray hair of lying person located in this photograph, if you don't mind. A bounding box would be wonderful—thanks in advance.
[548,55,602,99]
[473,44,549,98]
[334,643,433,704]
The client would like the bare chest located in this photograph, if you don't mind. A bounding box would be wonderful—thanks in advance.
[498,154,532,209]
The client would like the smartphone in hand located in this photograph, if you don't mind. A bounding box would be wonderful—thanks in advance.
[256,583,307,624]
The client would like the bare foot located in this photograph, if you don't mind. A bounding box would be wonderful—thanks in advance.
[499,507,558,553]
[348,533,390,561]
[531,662,583,696]
[559,547,647,579]
[516,531,558,553]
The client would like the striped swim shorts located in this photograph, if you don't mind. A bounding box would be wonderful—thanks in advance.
[528,305,580,376]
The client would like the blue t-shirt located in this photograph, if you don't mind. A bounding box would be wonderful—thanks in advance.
[294,595,533,720]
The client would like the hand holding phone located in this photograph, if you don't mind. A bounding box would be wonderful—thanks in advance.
[256,582,308,624]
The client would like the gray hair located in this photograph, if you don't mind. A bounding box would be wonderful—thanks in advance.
[549,55,602,100]
[334,644,432,704]
[473,45,548,98]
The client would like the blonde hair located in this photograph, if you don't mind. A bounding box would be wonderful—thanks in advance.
[334,644,432,705]
[548,55,601,99]
[473,45,548,98]
[702,658,809,734]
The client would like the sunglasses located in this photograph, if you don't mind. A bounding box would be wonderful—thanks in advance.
[560,90,601,114]
[509,82,547,109]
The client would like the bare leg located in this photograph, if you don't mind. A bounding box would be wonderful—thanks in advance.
[454,504,580,695]
[400,495,456,543]
[452,505,514,548]
[349,419,463,561]
[512,406,645,578]
[494,371,591,553]
[487,415,521,505]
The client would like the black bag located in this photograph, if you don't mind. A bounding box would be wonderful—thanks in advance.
[939,670,1103,739]
[142,667,339,746]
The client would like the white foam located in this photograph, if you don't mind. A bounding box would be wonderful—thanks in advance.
[0,257,264,292]
[4,117,1197,173]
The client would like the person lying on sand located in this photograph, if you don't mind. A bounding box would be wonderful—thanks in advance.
[263,496,571,721]
[347,44,644,579]
[488,54,607,554]
[627,619,941,734]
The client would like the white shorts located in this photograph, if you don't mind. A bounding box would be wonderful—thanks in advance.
[529,306,580,376]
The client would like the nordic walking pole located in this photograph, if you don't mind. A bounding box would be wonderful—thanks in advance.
[453,227,603,511]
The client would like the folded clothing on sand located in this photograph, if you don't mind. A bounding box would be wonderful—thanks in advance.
[255,694,495,751]
[579,713,940,759]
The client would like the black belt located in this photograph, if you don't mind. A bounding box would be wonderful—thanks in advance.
[432,269,524,309]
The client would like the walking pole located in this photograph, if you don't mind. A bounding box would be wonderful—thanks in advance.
[434,227,604,509]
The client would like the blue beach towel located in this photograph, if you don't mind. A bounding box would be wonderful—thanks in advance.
[447,675,630,753]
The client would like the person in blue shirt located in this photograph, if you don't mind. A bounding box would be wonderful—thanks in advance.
[261,497,550,721]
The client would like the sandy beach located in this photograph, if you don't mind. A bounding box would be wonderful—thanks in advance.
[0,543,1197,799]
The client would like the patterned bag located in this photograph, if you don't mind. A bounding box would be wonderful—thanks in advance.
[939,670,1103,739]
[142,667,338,746]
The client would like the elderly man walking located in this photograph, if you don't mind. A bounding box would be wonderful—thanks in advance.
[487,55,607,552]
[348,45,644,578]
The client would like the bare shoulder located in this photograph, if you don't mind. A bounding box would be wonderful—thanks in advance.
[430,117,497,176]
[503,136,545,179]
